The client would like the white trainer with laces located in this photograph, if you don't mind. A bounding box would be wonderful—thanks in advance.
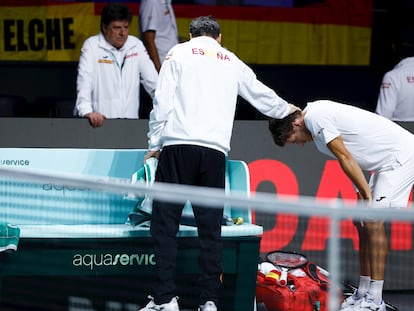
[340,290,363,310]
[139,296,180,311]
[198,301,217,311]
[357,293,386,311]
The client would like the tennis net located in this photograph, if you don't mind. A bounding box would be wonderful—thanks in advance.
[0,165,413,311]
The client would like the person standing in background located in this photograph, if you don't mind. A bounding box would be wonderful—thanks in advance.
[375,42,414,121]
[75,3,158,127]
[139,0,179,72]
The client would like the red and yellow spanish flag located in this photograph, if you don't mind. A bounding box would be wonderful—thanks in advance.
[0,0,372,65]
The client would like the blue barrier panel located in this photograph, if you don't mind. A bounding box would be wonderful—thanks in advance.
[0,148,262,310]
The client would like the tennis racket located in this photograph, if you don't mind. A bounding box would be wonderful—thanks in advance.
[266,250,309,285]
[266,250,309,269]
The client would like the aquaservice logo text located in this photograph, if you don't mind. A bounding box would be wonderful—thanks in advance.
[73,252,155,270]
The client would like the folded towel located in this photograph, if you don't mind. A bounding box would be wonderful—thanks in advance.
[0,223,20,253]
[126,158,239,227]
[127,158,158,226]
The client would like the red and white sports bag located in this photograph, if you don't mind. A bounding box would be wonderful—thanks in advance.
[256,250,341,311]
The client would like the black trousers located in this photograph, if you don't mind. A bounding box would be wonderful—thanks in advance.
[150,144,225,305]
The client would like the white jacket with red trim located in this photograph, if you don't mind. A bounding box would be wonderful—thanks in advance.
[148,36,290,154]
[75,33,158,118]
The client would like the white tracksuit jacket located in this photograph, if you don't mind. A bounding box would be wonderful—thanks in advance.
[148,36,290,155]
[376,57,414,121]
[75,33,158,118]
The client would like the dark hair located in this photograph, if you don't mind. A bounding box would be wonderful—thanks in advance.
[395,41,414,59]
[100,3,133,32]
[268,110,301,146]
[189,15,221,39]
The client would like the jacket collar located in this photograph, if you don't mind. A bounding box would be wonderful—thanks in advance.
[190,36,220,46]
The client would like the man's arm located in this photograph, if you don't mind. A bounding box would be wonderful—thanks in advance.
[142,30,162,72]
[147,51,177,154]
[375,73,398,118]
[327,135,372,201]
[75,39,106,127]
[237,63,291,119]
[75,40,95,117]
[138,40,159,99]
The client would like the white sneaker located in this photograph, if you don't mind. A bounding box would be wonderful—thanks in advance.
[198,301,217,311]
[357,294,386,311]
[139,296,180,311]
[340,290,363,310]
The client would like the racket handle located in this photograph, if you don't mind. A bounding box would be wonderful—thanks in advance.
[264,270,281,284]
[279,269,288,286]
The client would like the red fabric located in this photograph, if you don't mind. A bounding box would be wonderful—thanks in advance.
[256,263,341,311]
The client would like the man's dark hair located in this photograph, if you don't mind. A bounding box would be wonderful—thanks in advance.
[100,3,133,32]
[268,110,301,146]
[395,41,414,59]
[189,15,221,39]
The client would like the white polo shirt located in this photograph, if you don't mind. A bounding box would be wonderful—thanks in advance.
[139,0,179,62]
[375,57,414,121]
[304,100,414,172]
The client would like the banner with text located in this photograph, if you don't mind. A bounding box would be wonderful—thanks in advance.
[0,0,372,64]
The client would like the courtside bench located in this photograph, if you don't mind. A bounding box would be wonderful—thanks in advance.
[0,148,262,310]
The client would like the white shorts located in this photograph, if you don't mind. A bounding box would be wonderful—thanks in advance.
[369,157,414,209]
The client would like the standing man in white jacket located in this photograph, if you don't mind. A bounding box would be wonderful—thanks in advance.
[141,16,297,311]
[375,42,414,121]
[75,3,158,127]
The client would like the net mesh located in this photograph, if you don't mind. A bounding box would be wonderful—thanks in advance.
[0,166,413,311]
